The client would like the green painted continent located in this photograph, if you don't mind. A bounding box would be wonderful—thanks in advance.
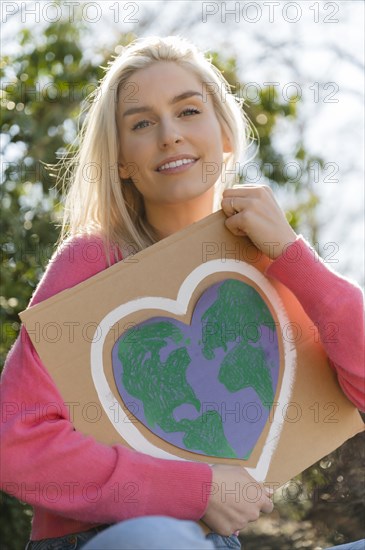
[118,321,199,430]
[201,279,276,359]
[180,411,237,458]
[219,341,274,407]
[118,320,235,456]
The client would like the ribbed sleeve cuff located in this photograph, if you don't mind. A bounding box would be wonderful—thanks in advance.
[140,453,213,520]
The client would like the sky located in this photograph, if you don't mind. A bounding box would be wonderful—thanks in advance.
[1,0,364,284]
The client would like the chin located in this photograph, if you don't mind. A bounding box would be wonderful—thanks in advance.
[168,183,213,202]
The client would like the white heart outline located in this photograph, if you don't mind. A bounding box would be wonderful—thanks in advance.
[90,259,296,481]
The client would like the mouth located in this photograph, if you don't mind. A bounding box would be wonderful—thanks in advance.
[155,157,199,174]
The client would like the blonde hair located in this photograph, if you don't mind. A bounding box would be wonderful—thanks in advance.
[59,35,249,259]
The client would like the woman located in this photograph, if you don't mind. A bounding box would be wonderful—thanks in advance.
[1,35,364,550]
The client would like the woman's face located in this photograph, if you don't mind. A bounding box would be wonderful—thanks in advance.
[117,61,231,209]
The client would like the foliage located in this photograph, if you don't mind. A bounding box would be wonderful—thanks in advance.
[1,18,363,550]
[1,20,104,365]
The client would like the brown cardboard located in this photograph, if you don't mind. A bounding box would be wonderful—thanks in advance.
[20,210,364,489]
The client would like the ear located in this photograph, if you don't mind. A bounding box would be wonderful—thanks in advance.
[118,162,130,180]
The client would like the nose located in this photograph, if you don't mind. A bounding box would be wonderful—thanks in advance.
[158,117,183,148]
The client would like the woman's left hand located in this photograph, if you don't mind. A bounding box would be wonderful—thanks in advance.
[221,185,297,260]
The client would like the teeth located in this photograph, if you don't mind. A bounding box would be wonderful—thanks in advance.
[158,158,195,171]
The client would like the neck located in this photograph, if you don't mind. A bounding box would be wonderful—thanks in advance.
[145,187,216,240]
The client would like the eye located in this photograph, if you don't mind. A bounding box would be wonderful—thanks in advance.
[180,107,201,117]
[131,119,151,131]
[131,107,201,131]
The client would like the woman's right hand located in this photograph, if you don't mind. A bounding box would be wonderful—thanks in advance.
[201,465,274,536]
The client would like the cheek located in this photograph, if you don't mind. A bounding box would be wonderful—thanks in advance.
[120,139,142,169]
[204,118,225,149]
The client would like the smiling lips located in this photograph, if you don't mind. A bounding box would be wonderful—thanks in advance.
[156,156,198,173]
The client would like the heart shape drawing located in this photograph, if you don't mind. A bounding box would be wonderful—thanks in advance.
[91,260,296,481]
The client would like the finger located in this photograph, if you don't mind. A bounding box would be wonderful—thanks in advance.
[221,196,245,216]
[249,479,275,514]
[230,197,239,215]
[224,209,248,235]
[225,220,247,237]
[222,186,273,206]
[221,197,238,217]
[223,185,270,196]
[261,496,275,514]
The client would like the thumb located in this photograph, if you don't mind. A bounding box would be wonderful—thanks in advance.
[224,215,247,237]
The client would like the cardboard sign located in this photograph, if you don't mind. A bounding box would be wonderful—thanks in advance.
[20,211,364,487]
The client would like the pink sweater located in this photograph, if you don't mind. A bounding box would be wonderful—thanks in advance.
[1,235,364,540]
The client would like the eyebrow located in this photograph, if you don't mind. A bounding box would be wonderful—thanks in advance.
[121,91,204,118]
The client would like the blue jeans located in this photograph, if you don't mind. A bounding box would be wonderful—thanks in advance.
[325,543,365,550]
[82,517,239,549]
[25,517,365,550]
[25,524,107,549]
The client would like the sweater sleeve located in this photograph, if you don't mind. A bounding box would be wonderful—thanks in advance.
[0,235,212,524]
[265,235,365,411]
